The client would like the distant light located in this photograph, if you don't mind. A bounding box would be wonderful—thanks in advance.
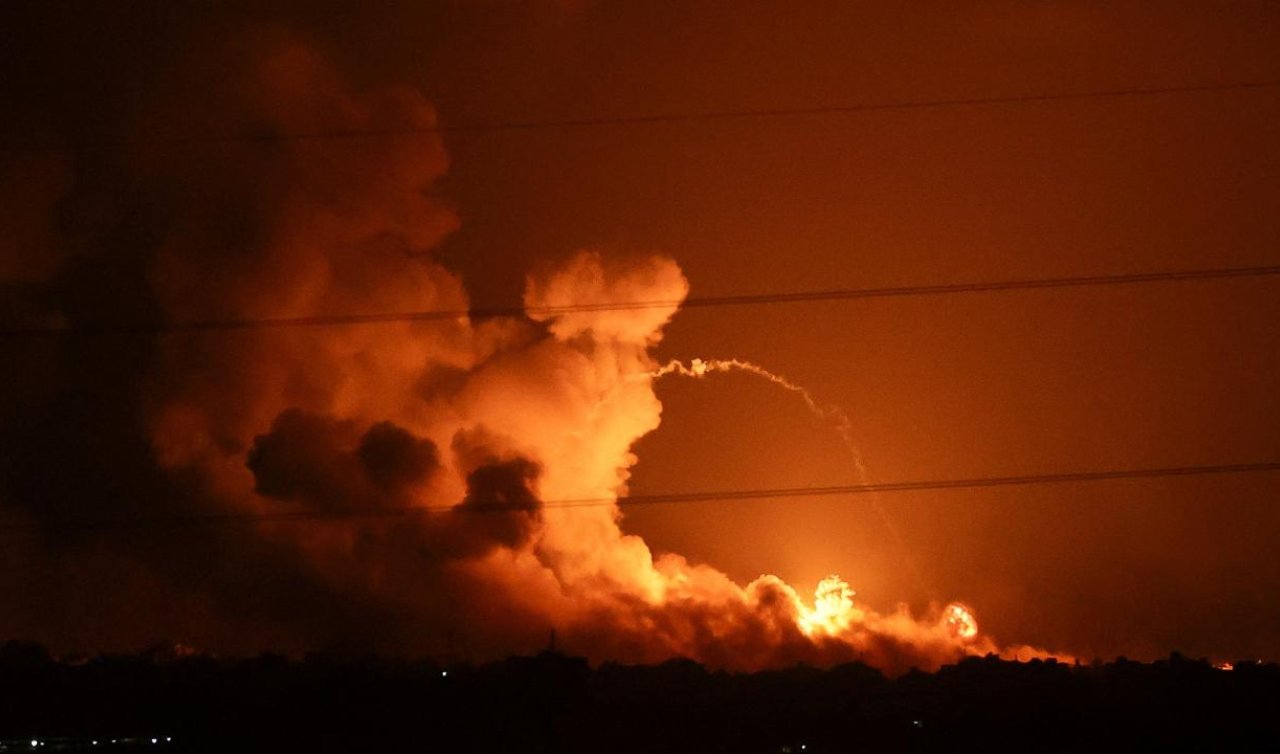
[441,671,448,677]
[166,737,172,742]
[92,742,98,747]
[151,739,158,745]
[30,741,38,748]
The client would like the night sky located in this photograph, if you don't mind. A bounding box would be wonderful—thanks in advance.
[2,1,1278,669]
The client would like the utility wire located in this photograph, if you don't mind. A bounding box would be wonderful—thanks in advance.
[7,460,1278,532]
[5,263,1278,338]
[9,79,1278,151]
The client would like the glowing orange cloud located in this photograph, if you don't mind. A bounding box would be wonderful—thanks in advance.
[103,32,1068,673]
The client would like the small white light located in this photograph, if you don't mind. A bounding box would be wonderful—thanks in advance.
[151,739,158,745]
[92,742,98,747]
[166,737,172,743]
[30,741,38,748]
[441,671,448,677]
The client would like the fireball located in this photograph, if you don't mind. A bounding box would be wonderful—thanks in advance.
[800,575,859,636]
[944,603,979,640]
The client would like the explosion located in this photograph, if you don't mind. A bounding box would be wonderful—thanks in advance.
[0,31,1067,674]
[799,576,860,637]
[945,603,980,640]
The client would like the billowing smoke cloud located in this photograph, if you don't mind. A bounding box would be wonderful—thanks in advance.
[0,29,1054,672]
[247,412,439,509]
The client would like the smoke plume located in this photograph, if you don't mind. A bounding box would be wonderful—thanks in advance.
[0,29,1056,672]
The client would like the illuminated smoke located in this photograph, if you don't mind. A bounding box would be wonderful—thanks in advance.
[0,31,1068,673]
[799,575,860,636]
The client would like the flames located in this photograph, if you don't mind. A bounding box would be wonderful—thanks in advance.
[791,576,984,656]
[799,575,861,637]
[944,603,980,640]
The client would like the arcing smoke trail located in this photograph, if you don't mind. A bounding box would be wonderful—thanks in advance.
[649,358,931,596]
[652,358,845,437]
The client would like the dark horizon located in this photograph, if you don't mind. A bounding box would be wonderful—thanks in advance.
[3,640,1280,752]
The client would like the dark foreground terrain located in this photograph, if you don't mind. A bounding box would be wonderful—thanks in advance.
[2,641,1278,753]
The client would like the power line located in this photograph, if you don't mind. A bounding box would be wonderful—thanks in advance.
[676,263,1280,310]
[10,79,1278,151]
[8,460,1278,532]
[5,262,1278,338]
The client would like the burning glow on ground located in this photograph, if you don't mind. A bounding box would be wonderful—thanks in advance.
[797,576,981,644]
[799,575,861,636]
[944,603,980,640]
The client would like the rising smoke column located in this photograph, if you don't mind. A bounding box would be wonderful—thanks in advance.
[0,28,1060,672]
